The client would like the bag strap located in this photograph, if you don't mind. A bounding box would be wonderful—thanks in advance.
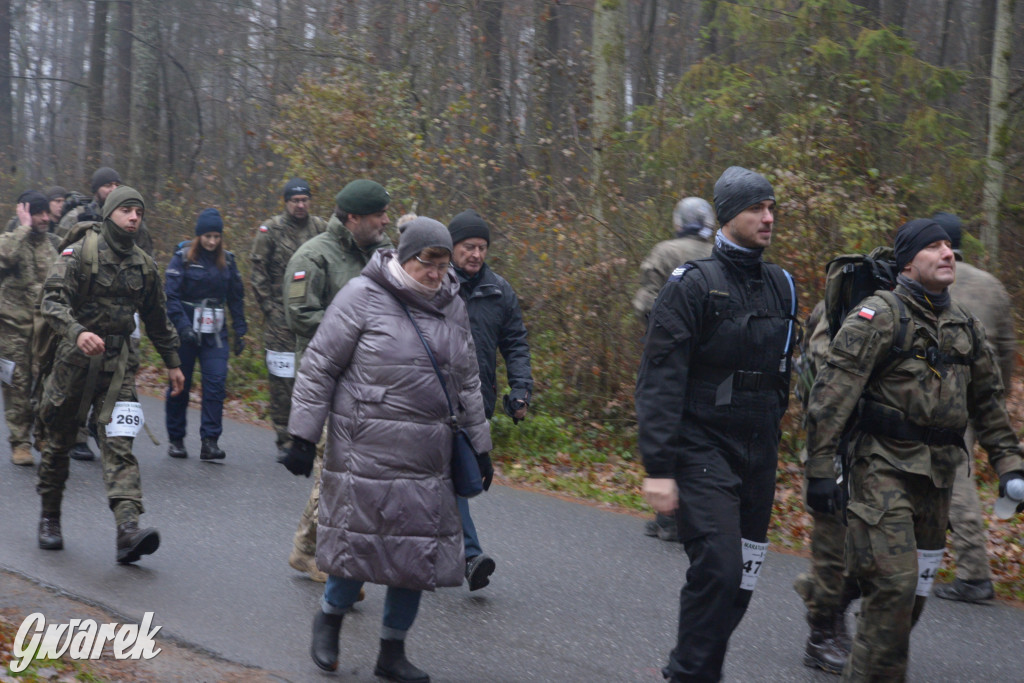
[397,300,458,428]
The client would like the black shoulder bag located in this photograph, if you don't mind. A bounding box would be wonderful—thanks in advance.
[398,301,487,498]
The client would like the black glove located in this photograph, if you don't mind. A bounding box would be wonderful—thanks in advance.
[476,452,494,491]
[179,327,198,347]
[502,393,528,425]
[277,437,316,477]
[233,336,246,356]
[998,471,1024,499]
[806,477,842,515]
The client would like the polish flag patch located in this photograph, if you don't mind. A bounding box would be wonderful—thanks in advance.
[258,225,268,232]
[293,271,306,280]
[858,307,876,320]
[61,248,74,256]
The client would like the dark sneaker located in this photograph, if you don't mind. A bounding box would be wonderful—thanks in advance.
[465,554,496,591]
[933,578,995,603]
[200,437,226,461]
[168,438,188,458]
[69,442,95,461]
[116,522,160,564]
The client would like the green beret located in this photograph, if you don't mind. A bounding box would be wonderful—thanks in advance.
[334,179,390,216]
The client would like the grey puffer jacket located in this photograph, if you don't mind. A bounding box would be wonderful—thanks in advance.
[289,250,492,591]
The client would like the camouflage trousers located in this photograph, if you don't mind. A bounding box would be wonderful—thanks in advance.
[292,425,327,557]
[947,427,992,582]
[264,322,296,450]
[0,323,35,450]
[842,454,950,682]
[794,504,859,623]
[36,355,144,525]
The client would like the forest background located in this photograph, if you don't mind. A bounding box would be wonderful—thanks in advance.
[1,0,1023,596]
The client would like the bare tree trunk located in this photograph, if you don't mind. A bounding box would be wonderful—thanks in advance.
[86,1,110,166]
[591,0,625,227]
[937,0,954,66]
[980,0,1015,269]
[0,0,11,172]
[634,0,658,108]
[130,0,160,193]
[111,1,133,163]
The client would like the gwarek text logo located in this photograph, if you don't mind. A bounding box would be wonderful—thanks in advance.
[9,612,162,673]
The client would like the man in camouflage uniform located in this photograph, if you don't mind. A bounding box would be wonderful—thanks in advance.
[931,212,1016,603]
[4,186,65,233]
[282,179,391,583]
[634,196,715,543]
[805,218,1024,681]
[249,178,327,458]
[58,167,153,256]
[0,192,59,465]
[36,185,184,564]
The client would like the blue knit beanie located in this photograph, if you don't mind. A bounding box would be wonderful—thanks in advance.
[195,208,224,236]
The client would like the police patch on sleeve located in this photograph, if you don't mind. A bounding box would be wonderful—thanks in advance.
[668,264,693,282]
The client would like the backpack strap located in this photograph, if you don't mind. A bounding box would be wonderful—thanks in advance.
[80,229,100,297]
[869,290,914,383]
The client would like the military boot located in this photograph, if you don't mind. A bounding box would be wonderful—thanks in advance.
[200,437,225,461]
[69,442,95,461]
[933,578,995,603]
[374,638,430,683]
[11,444,34,466]
[803,613,849,674]
[168,439,188,458]
[116,522,160,564]
[289,547,328,582]
[38,514,63,550]
[310,610,343,672]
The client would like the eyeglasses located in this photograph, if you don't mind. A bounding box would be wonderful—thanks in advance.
[414,256,451,273]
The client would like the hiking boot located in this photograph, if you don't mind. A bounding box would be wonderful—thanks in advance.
[38,515,63,550]
[466,554,496,591]
[374,638,429,683]
[310,610,343,672]
[200,437,226,461]
[168,439,188,459]
[116,521,160,564]
[933,578,995,603]
[803,614,849,675]
[11,445,34,466]
[289,547,328,582]
[644,513,679,542]
[69,442,95,461]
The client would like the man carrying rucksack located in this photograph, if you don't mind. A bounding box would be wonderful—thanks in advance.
[804,218,1024,681]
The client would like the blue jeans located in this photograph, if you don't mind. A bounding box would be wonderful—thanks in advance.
[458,496,482,559]
[322,576,422,638]
[165,336,228,440]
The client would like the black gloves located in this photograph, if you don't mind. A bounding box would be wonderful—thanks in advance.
[278,437,316,477]
[476,452,494,491]
[233,336,246,356]
[179,327,198,347]
[806,477,843,515]
[502,393,528,425]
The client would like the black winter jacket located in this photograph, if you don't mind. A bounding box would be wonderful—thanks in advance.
[455,263,533,419]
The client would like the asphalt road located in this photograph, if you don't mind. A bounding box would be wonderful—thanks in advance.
[1,395,1023,681]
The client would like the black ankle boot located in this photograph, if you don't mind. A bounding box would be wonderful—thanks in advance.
[116,521,160,564]
[803,613,849,674]
[168,439,187,458]
[374,638,429,683]
[200,437,225,460]
[310,610,343,672]
[38,514,63,550]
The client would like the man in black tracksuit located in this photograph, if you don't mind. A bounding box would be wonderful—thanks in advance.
[449,210,533,591]
[636,167,796,681]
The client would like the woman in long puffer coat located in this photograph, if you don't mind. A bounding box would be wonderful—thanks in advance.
[284,217,491,682]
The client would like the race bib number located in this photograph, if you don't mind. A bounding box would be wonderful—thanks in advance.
[916,548,945,596]
[0,357,14,385]
[740,539,769,591]
[105,401,145,438]
[192,307,225,334]
[266,349,296,378]
[131,312,141,340]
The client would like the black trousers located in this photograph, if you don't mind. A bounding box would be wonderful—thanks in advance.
[665,442,778,682]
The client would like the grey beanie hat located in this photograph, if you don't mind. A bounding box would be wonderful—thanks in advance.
[398,217,453,264]
[713,166,774,226]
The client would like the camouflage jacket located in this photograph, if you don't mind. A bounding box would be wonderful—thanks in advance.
[805,283,1022,487]
[248,211,327,330]
[632,235,712,319]
[58,202,153,256]
[0,226,59,330]
[284,215,391,363]
[951,261,1016,388]
[42,227,179,370]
